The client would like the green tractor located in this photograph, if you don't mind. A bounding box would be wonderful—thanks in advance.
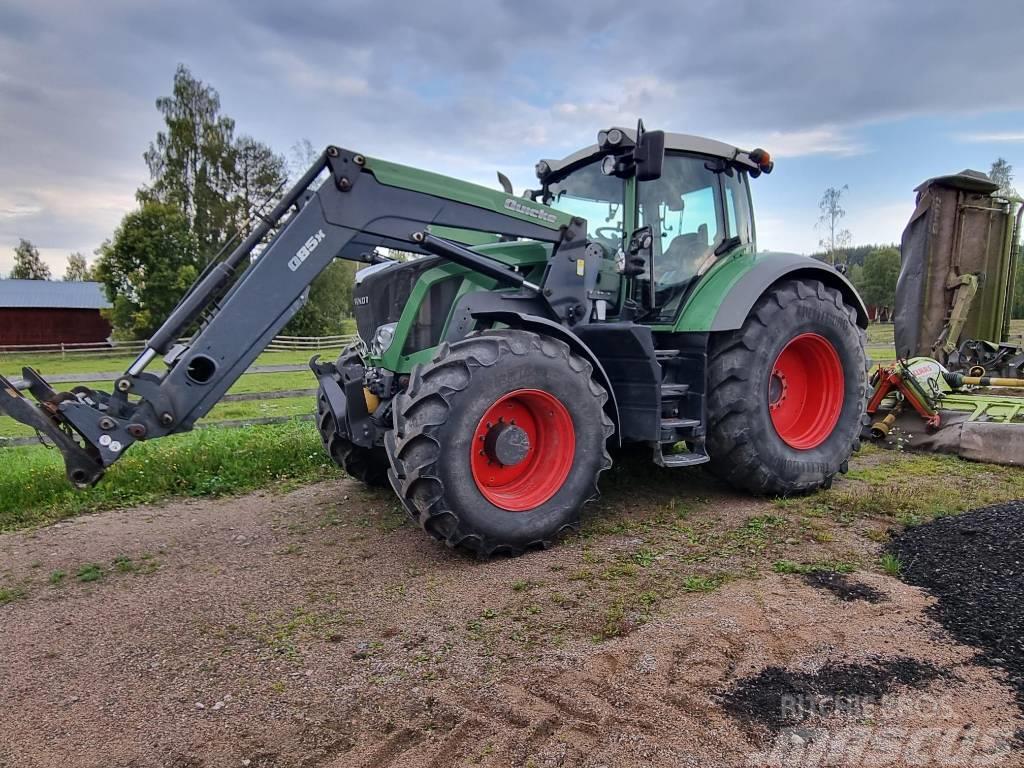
[0,123,867,558]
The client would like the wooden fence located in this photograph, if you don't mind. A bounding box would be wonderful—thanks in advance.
[0,350,355,448]
[0,334,357,357]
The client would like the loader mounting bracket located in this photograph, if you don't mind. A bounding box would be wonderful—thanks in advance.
[0,372,105,487]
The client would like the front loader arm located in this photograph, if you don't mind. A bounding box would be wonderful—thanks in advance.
[0,146,592,487]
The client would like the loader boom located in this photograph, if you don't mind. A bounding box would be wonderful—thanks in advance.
[0,146,590,487]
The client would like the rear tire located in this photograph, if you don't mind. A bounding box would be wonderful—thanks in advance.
[386,329,614,558]
[705,278,866,495]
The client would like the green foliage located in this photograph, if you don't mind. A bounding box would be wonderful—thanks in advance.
[76,564,104,583]
[284,259,357,336]
[811,243,898,268]
[140,64,239,258]
[0,585,26,604]
[846,263,863,288]
[10,238,50,280]
[0,420,333,532]
[234,135,287,236]
[681,574,725,592]
[63,251,91,281]
[856,246,900,309]
[816,185,852,264]
[990,157,1015,198]
[96,65,341,338]
[879,553,903,576]
[93,202,200,338]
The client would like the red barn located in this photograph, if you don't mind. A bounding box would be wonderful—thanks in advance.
[0,280,112,347]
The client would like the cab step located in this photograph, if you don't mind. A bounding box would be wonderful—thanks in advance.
[660,383,690,398]
[653,442,710,468]
[660,417,700,430]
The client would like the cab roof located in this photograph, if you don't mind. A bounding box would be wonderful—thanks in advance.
[541,128,758,180]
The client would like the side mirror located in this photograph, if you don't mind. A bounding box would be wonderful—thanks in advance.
[634,130,665,182]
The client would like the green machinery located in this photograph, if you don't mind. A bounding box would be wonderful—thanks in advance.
[895,169,1024,374]
[1,124,869,557]
[867,357,1024,465]
[867,167,1024,465]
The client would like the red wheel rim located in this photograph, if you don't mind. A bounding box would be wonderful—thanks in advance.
[470,389,575,512]
[768,333,844,450]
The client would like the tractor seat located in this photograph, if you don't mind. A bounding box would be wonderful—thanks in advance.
[657,224,709,286]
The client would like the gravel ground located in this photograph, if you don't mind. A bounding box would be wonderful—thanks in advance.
[1,473,1022,767]
[888,502,1024,708]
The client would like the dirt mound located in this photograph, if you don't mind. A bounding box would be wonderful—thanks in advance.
[801,570,884,603]
[719,657,945,733]
[887,501,1024,706]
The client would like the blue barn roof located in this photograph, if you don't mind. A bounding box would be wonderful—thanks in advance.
[0,280,110,310]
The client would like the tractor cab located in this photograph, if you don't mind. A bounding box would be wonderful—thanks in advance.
[539,126,769,324]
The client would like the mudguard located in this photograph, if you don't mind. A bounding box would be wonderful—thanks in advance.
[676,250,869,332]
[468,310,622,443]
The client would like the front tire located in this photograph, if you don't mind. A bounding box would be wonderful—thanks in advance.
[386,330,614,558]
[705,278,866,495]
[316,363,390,488]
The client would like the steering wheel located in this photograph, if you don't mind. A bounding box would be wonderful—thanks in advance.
[594,226,623,242]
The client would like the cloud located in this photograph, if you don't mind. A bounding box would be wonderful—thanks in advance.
[0,203,42,219]
[957,131,1024,144]
[727,127,866,159]
[2,0,1024,269]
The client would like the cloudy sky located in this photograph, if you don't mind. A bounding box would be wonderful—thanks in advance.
[2,0,1024,276]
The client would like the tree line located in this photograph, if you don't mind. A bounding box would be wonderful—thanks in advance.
[5,65,354,339]
[5,238,90,281]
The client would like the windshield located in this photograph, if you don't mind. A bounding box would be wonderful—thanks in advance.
[547,161,625,248]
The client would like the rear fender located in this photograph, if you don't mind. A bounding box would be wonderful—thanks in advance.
[677,251,869,332]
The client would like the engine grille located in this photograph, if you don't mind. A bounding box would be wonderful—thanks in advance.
[353,257,460,355]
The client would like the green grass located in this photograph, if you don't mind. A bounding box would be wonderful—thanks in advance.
[879,553,903,576]
[76,564,103,583]
[773,449,1024,527]
[681,574,726,592]
[0,324,355,377]
[0,345,347,438]
[0,585,27,604]
[0,419,338,532]
[0,394,319,439]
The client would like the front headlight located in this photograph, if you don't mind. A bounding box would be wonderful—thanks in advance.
[370,322,398,357]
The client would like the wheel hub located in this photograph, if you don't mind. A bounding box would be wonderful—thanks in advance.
[768,370,788,410]
[483,421,531,467]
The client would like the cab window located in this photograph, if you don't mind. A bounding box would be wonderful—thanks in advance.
[638,153,725,320]
[547,161,625,249]
[724,170,753,243]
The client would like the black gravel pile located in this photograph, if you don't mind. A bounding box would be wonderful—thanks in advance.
[802,570,885,603]
[887,501,1024,706]
[720,658,944,732]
